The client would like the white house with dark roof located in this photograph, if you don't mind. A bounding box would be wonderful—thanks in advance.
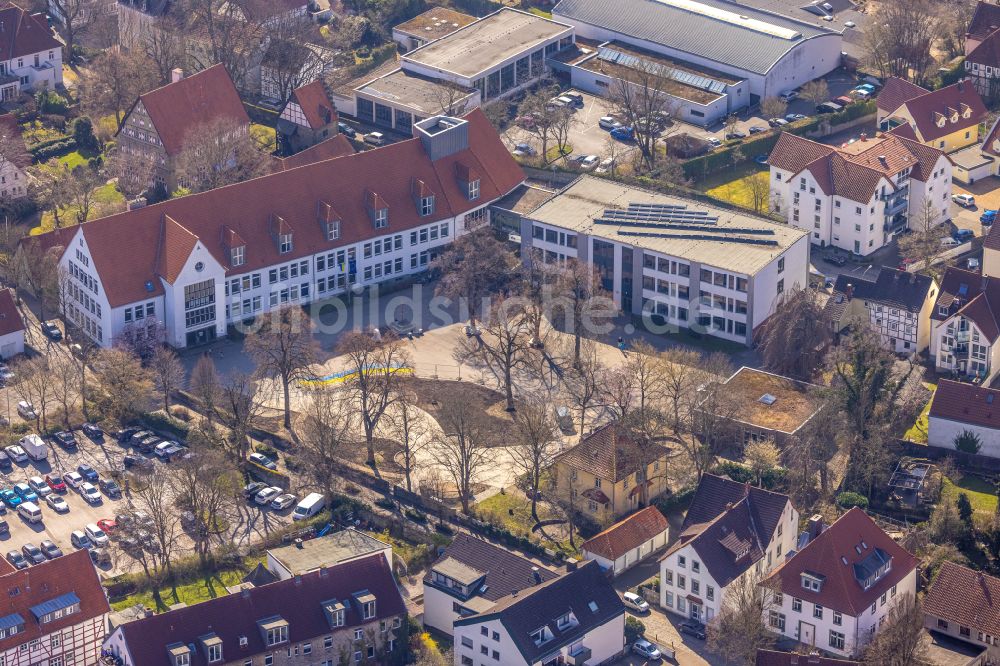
[767,131,952,258]
[452,560,625,666]
[927,379,1000,457]
[659,474,798,624]
[929,267,1000,381]
[423,533,558,637]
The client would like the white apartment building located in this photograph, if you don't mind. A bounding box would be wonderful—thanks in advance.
[764,508,919,659]
[519,175,809,345]
[768,131,951,258]
[27,111,524,349]
[0,3,62,100]
[659,474,799,624]
[930,267,1000,381]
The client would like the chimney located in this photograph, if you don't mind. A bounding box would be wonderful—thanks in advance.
[532,567,542,585]
[565,560,578,572]
[808,514,824,540]
[860,132,867,141]
[959,80,965,92]
[320,566,328,578]
[241,588,251,600]
[846,283,854,300]
[171,68,184,83]
[294,575,302,586]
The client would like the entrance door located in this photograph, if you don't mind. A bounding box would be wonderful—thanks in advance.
[799,621,816,647]
[690,604,701,621]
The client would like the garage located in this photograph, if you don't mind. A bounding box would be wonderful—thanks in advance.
[581,505,670,577]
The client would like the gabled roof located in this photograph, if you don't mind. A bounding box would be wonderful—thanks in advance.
[681,473,791,536]
[454,560,625,664]
[765,508,918,616]
[924,561,1000,636]
[157,215,199,284]
[981,113,1000,158]
[287,80,336,130]
[581,506,669,561]
[831,268,935,313]
[270,134,354,172]
[968,26,1000,66]
[0,549,109,652]
[876,77,928,114]
[123,64,251,156]
[928,378,1000,430]
[756,650,860,666]
[766,132,835,174]
[0,288,23,337]
[932,266,987,321]
[553,422,669,483]
[425,533,557,603]
[968,1,1000,42]
[883,80,988,143]
[118,553,404,666]
[32,108,523,308]
[0,3,60,61]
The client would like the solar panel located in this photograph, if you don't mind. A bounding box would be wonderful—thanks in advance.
[598,47,728,94]
[593,202,778,247]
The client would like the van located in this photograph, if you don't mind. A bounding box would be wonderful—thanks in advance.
[292,493,325,521]
[17,502,41,524]
[364,132,385,146]
[16,401,36,420]
[18,434,47,461]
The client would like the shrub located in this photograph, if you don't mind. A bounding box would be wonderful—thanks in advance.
[404,508,427,523]
[654,487,695,514]
[955,429,983,454]
[30,137,77,161]
[142,410,190,438]
[625,616,646,643]
[72,116,97,150]
[9,422,28,435]
[254,443,278,458]
[836,491,869,510]
[34,91,70,115]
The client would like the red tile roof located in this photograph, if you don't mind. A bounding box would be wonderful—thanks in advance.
[982,113,1000,158]
[31,108,524,308]
[581,506,669,561]
[118,553,404,666]
[756,650,859,666]
[554,422,669,483]
[924,561,1000,636]
[0,549,109,653]
[968,27,1000,66]
[928,378,1000,430]
[289,80,336,130]
[0,288,24,337]
[968,1,1000,42]
[877,77,928,114]
[271,134,355,172]
[765,508,918,616]
[884,80,988,143]
[125,64,250,156]
[0,3,60,61]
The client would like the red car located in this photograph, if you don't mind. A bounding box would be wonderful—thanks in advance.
[96,519,116,535]
[44,474,66,493]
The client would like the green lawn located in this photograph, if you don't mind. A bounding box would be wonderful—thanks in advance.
[32,183,125,235]
[528,7,553,18]
[110,568,249,613]
[942,475,998,516]
[58,147,101,170]
[701,165,770,212]
[475,491,576,555]
[904,382,937,443]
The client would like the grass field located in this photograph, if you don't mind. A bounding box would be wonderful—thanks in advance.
[110,565,254,613]
[32,183,125,235]
[702,166,770,212]
[58,147,101,170]
[904,382,937,443]
[942,474,998,516]
[475,491,576,555]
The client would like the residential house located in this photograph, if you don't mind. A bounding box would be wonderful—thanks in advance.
[0,287,24,358]
[825,268,938,353]
[702,366,825,446]
[260,40,338,104]
[929,267,1000,380]
[392,7,476,53]
[277,80,338,154]
[965,26,1000,105]
[551,422,672,525]
[0,113,29,200]
[0,549,110,666]
[877,78,987,154]
[764,508,919,658]
[30,110,521,349]
[659,474,799,624]
[423,532,558,637]
[520,175,810,345]
[923,561,1000,662]
[581,505,669,577]
[0,2,62,101]
[103,552,406,665]
[927,379,1000,457]
[756,650,860,666]
[966,1,1000,54]
[767,131,952,257]
[266,529,392,581]
[115,64,252,191]
[452,560,625,666]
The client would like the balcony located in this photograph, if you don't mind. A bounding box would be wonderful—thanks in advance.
[956,331,970,343]
[566,646,592,665]
[883,198,908,217]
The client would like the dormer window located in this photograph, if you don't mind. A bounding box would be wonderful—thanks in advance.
[326,220,340,241]
[420,195,435,217]
[375,208,388,228]
[279,233,292,254]
[354,590,377,619]
[258,617,289,646]
[323,599,347,628]
[231,245,245,266]
[468,179,480,201]
[363,599,376,619]
[801,573,824,593]
[200,635,223,664]
[530,626,552,646]
[167,643,191,666]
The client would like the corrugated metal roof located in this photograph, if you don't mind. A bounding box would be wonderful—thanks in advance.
[0,613,23,631]
[553,0,836,75]
[29,592,79,619]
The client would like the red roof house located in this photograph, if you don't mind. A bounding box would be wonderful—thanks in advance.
[581,506,669,576]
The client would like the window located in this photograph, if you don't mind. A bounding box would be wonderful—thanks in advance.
[325,636,334,649]
[468,180,480,200]
[769,611,786,631]
[777,279,784,295]
[207,644,222,663]
[265,656,273,666]
[278,233,293,254]
[692,561,700,573]
[678,556,686,568]
[375,208,388,228]
[175,654,191,666]
[327,221,341,241]
[792,598,802,612]
[420,196,435,216]
[829,630,845,650]
[814,604,823,620]
[362,600,376,620]
[461,637,473,649]
[961,626,972,637]
[231,245,245,266]
[777,257,785,273]
[833,611,842,626]
[266,625,288,646]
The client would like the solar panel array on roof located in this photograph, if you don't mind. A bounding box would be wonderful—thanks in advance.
[598,46,728,94]
[593,202,781,246]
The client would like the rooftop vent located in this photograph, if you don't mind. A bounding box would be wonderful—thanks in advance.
[414,115,469,161]
[759,393,777,405]
[588,601,598,612]
[144,280,155,292]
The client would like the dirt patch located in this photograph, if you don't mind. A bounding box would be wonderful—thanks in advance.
[402,377,517,447]
[340,437,406,476]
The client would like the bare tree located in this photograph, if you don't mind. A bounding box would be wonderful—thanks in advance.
[548,257,608,366]
[262,15,325,104]
[128,467,180,584]
[11,356,57,430]
[79,49,159,125]
[245,306,318,429]
[298,391,355,502]
[92,348,154,423]
[563,338,604,440]
[141,16,186,85]
[707,570,777,665]
[757,285,830,380]
[189,354,221,426]
[106,145,158,201]
[48,0,103,62]
[174,117,270,193]
[744,171,770,215]
[457,296,532,412]
[799,79,830,106]
[336,331,411,468]
[862,594,927,666]
[514,81,564,162]
[898,196,948,280]
[218,372,266,463]
[386,387,430,493]
[169,446,241,567]
[431,395,494,514]
[862,0,938,84]
[610,56,679,170]
[150,346,185,412]
[49,353,79,428]
[510,399,560,522]
[12,242,62,323]
[179,0,265,91]
[760,96,788,120]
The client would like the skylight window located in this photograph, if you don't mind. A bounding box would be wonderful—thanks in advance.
[759,393,777,405]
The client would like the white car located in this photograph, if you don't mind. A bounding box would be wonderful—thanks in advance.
[844,20,856,28]
[598,116,621,130]
[632,638,662,660]
[622,591,650,613]
[79,483,101,505]
[64,472,84,490]
[270,493,297,511]
[3,446,26,463]
[706,137,722,148]
[941,237,961,247]
[249,452,277,470]
[254,486,282,506]
[154,441,182,460]
[70,530,93,550]
[576,154,599,170]
[953,193,976,208]
[27,477,50,498]
[85,523,109,547]
[45,495,68,513]
[595,157,616,174]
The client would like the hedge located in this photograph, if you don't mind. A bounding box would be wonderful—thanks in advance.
[243,102,279,126]
[141,410,191,439]
[653,487,696,514]
[29,137,76,161]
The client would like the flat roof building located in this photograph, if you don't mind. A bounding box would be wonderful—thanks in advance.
[354,68,479,135]
[266,529,392,580]
[517,175,809,344]
[392,7,477,52]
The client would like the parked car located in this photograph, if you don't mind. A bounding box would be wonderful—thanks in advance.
[595,157,615,174]
[21,543,44,565]
[337,121,356,138]
[52,431,77,451]
[942,237,961,247]
[0,490,21,509]
[954,228,975,242]
[768,117,789,127]
[834,95,854,106]
[64,472,84,490]
[117,426,141,444]
[154,441,183,460]
[79,483,102,505]
[15,401,36,421]
[817,101,843,114]
[5,550,27,569]
[622,591,649,613]
[724,130,746,140]
[27,477,50,498]
[270,493,297,511]
[123,454,153,472]
[826,253,848,266]
[785,113,807,122]
[363,131,385,146]
[45,495,68,513]
[779,89,799,102]
[0,451,11,472]
[679,620,707,639]
[574,154,599,170]
[512,143,535,156]
[0,521,8,537]
[99,479,122,499]
[563,92,584,107]
[135,435,160,454]
[610,126,635,142]
[13,483,37,503]
[248,452,277,470]
[127,429,153,444]
[953,193,976,207]
[982,210,997,225]
[632,639,662,660]
[968,257,982,270]
[39,540,62,559]
[747,125,767,134]
[598,116,621,130]
[81,423,104,441]
[77,464,99,483]
[41,321,62,341]
[3,445,26,464]
[243,481,267,499]
[254,486,282,506]
[70,530,93,550]
[85,523,110,547]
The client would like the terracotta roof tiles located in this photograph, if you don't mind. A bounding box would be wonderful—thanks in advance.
[271,134,355,172]
[581,506,669,561]
[924,561,1000,636]
[288,80,336,130]
[554,422,669,483]
[883,80,987,143]
[969,27,1000,67]
[0,3,61,62]
[0,288,23,337]
[968,1,1000,42]
[928,378,1000,430]
[876,77,928,114]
